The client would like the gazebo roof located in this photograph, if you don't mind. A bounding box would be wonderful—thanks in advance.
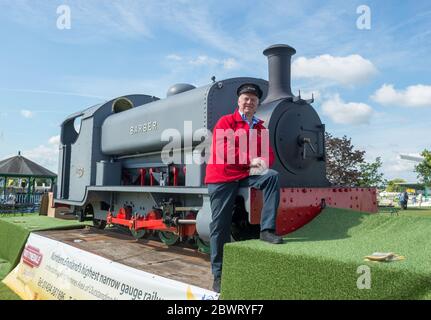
[0,152,56,178]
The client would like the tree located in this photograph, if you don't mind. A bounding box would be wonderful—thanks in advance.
[386,178,406,192]
[414,149,431,185]
[325,132,365,186]
[358,157,386,188]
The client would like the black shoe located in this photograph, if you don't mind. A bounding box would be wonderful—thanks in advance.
[212,277,221,293]
[260,230,283,244]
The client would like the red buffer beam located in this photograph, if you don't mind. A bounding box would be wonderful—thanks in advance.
[250,187,377,236]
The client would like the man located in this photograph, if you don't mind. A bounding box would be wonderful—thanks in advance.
[205,83,283,293]
[399,191,408,210]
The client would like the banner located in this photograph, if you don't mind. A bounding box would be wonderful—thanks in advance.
[3,233,219,300]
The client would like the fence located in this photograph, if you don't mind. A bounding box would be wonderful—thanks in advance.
[15,193,43,204]
[0,192,43,215]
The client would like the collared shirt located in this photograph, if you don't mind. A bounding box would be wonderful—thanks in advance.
[238,110,260,129]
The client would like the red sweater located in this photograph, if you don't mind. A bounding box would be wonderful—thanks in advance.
[205,109,275,184]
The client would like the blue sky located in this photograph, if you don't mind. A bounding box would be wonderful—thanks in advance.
[0,0,430,182]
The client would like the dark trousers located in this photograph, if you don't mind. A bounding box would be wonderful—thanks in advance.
[208,169,280,279]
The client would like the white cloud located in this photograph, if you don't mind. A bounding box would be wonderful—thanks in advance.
[167,5,264,63]
[20,109,34,118]
[188,55,239,70]
[49,135,60,145]
[222,58,239,70]
[0,88,107,100]
[371,84,431,108]
[371,153,416,182]
[189,55,219,66]
[321,94,373,125]
[0,1,154,42]
[112,2,152,37]
[386,159,416,176]
[166,54,183,61]
[398,153,424,162]
[61,76,173,100]
[292,54,378,86]
[22,135,60,173]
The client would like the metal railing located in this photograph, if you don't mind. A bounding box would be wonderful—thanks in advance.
[0,192,43,215]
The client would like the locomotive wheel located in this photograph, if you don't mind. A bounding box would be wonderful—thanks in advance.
[195,237,210,254]
[78,204,94,222]
[131,228,147,239]
[93,219,106,230]
[158,231,179,245]
[76,210,85,222]
[76,210,86,222]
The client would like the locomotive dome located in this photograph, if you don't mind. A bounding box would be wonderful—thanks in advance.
[166,83,196,97]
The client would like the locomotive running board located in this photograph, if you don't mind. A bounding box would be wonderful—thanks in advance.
[87,186,209,194]
[55,186,209,206]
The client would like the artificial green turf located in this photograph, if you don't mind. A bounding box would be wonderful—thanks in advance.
[0,214,87,300]
[221,207,431,300]
[379,206,431,218]
[0,278,20,300]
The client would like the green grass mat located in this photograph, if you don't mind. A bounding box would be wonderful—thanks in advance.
[0,283,20,300]
[0,214,87,300]
[221,207,431,300]
[379,206,431,218]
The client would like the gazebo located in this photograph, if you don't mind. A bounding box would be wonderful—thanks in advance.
[0,151,57,204]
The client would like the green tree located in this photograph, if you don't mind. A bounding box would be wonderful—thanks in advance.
[325,132,365,186]
[358,157,386,188]
[414,149,431,185]
[386,178,406,192]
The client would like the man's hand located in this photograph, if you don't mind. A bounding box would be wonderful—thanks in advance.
[249,157,268,176]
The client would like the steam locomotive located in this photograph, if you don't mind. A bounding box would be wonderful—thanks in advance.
[55,44,375,253]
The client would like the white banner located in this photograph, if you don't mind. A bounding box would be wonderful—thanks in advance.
[3,233,219,300]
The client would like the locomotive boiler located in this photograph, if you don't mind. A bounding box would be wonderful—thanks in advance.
[55,44,376,253]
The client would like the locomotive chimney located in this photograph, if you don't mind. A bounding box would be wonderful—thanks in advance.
[261,44,296,104]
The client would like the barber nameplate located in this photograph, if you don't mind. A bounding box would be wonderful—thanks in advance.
[129,121,158,135]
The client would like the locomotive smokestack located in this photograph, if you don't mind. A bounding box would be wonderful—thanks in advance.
[262,44,296,104]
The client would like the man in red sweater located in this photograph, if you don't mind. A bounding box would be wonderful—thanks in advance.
[205,83,283,293]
